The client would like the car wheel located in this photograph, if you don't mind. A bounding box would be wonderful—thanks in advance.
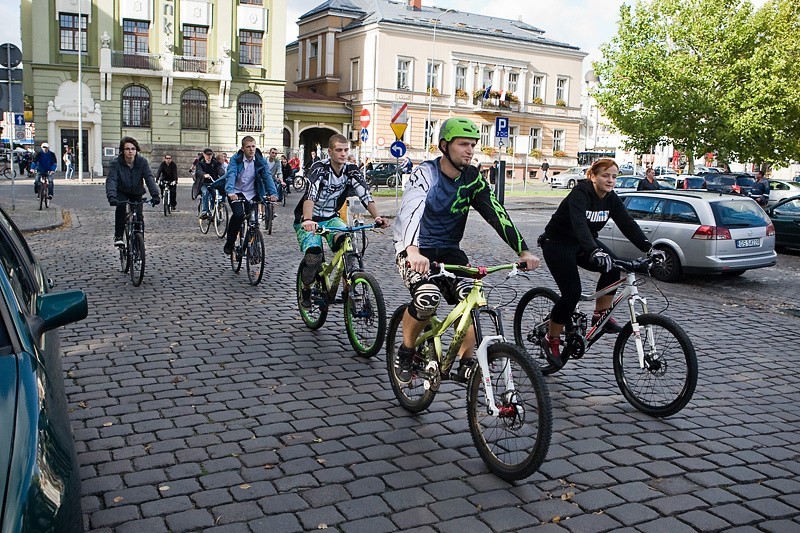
[567,179,576,189]
[652,246,683,282]
[387,176,397,188]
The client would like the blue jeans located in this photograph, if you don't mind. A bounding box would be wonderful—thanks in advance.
[65,164,74,179]
[201,184,211,213]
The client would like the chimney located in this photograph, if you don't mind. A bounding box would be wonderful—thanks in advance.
[408,0,421,11]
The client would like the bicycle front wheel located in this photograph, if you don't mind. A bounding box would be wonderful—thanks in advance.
[231,229,244,273]
[130,233,145,286]
[214,202,229,238]
[344,272,386,357]
[163,190,171,216]
[293,176,305,191]
[39,186,46,211]
[263,203,274,235]
[296,263,327,329]
[1,167,10,179]
[119,229,130,273]
[613,313,697,417]
[513,287,562,375]
[198,201,211,234]
[386,305,437,414]
[468,342,552,481]
[246,229,265,286]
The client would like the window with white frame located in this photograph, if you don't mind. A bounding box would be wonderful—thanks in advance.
[556,77,568,103]
[480,124,491,147]
[482,69,494,90]
[553,129,565,152]
[455,66,466,92]
[397,58,411,90]
[350,59,360,91]
[426,61,441,92]
[424,119,439,146]
[508,72,518,95]
[508,126,519,151]
[530,127,542,149]
[531,75,543,101]
[309,40,318,59]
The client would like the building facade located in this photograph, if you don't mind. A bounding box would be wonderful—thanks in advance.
[284,0,586,177]
[21,0,286,176]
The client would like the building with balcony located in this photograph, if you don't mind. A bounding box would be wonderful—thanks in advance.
[285,0,586,177]
[20,0,286,176]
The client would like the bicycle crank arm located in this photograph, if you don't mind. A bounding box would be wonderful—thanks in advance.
[476,335,504,416]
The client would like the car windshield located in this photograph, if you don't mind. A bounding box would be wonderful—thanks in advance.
[685,177,705,188]
[736,176,755,186]
[774,198,800,214]
[656,178,676,189]
[710,200,770,228]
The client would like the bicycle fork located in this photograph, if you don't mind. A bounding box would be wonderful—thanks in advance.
[627,295,653,369]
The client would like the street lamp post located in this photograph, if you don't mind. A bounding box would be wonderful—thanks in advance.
[424,9,455,160]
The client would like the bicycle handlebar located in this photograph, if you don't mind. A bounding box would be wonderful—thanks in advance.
[427,261,524,280]
[613,256,656,273]
[314,222,380,235]
[118,198,156,207]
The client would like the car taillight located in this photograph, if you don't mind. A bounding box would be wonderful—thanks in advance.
[766,223,775,236]
[692,225,732,240]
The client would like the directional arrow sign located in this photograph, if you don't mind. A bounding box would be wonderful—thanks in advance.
[390,141,407,158]
[360,127,369,143]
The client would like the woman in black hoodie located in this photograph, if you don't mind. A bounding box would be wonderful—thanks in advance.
[106,137,160,247]
[539,158,663,369]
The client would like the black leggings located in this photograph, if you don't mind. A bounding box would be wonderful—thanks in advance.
[541,239,620,325]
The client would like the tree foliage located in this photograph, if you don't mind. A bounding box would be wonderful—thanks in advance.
[593,0,800,169]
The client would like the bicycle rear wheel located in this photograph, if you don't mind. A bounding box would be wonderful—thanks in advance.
[246,228,265,286]
[513,287,562,375]
[296,263,328,329]
[468,343,551,481]
[613,313,697,417]
[214,201,229,238]
[130,232,145,286]
[386,305,437,413]
[230,228,244,273]
[344,272,386,357]
[1,167,10,179]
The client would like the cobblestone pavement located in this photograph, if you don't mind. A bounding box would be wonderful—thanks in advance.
[14,183,800,532]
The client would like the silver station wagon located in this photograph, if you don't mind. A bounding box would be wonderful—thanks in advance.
[598,190,776,282]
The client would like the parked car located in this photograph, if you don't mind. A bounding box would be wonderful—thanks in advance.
[704,173,756,196]
[681,175,707,190]
[768,180,800,206]
[765,195,800,250]
[550,165,589,189]
[655,176,678,189]
[598,190,776,282]
[0,205,87,532]
[618,163,645,176]
[653,166,678,176]
[614,175,643,192]
[365,162,401,188]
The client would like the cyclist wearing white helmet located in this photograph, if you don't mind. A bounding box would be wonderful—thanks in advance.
[392,117,540,383]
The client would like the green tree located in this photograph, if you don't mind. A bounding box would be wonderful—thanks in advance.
[593,0,800,171]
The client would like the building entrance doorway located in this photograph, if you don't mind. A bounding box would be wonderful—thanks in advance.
[60,129,89,171]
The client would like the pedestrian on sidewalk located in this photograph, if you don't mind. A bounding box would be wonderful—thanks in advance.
[540,159,550,183]
[63,147,74,179]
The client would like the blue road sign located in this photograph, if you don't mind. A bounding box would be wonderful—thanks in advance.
[360,127,369,142]
[390,141,406,158]
[495,116,509,138]
[13,113,24,126]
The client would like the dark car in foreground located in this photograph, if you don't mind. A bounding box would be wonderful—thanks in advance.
[365,162,401,188]
[599,190,776,281]
[765,195,800,251]
[0,206,88,532]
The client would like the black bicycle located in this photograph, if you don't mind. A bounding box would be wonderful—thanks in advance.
[159,179,176,216]
[230,198,266,286]
[118,199,152,287]
[37,171,51,210]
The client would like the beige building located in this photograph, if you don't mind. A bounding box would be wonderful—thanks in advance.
[20,0,286,175]
[285,0,586,177]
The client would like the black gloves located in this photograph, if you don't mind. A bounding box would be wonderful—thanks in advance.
[151,197,160,206]
[590,248,614,273]
[108,197,118,207]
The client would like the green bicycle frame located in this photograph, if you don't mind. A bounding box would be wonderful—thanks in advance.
[318,233,354,300]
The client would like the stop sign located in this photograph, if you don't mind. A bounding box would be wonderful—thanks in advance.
[360,109,370,128]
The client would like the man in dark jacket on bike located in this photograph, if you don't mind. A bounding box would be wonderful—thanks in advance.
[196,148,223,219]
[33,143,58,199]
[156,153,179,211]
[106,136,160,247]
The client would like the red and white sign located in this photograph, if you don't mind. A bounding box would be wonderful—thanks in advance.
[377,137,386,147]
[391,102,408,124]
[359,109,371,128]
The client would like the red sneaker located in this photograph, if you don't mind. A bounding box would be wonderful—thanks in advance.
[542,334,565,369]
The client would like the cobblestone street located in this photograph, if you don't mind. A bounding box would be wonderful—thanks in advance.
[11,183,800,532]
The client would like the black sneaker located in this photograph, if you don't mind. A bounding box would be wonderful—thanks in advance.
[542,334,565,370]
[300,288,312,309]
[592,312,623,333]
[113,237,124,247]
[395,345,414,384]
[223,244,233,255]
[451,358,476,383]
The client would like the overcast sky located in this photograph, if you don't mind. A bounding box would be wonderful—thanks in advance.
[0,0,767,71]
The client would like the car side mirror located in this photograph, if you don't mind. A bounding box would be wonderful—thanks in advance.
[28,290,88,341]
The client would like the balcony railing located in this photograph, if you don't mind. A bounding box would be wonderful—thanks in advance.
[472,97,521,112]
[111,51,162,70]
[173,56,222,74]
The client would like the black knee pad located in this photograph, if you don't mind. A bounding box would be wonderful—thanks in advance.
[409,282,441,321]
[301,249,324,285]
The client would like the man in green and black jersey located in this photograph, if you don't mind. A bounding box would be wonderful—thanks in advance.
[392,117,540,383]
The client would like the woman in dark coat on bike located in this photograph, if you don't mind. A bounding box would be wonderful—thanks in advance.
[539,158,663,369]
[106,136,160,247]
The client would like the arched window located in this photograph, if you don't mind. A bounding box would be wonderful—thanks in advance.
[237,92,262,132]
[181,88,208,130]
[121,85,151,127]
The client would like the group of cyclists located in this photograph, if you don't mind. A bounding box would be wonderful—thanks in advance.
[106,117,664,374]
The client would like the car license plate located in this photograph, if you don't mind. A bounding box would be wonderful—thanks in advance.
[735,238,760,248]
